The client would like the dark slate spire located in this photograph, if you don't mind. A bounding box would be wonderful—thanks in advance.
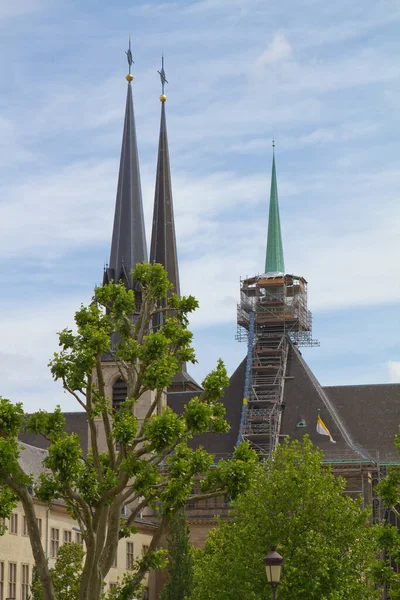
[104,42,147,289]
[150,57,180,298]
[265,141,285,274]
[151,59,201,392]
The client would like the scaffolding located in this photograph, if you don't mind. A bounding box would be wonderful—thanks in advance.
[236,273,319,456]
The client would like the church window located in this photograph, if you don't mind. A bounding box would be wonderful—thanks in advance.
[23,516,28,536]
[113,379,127,410]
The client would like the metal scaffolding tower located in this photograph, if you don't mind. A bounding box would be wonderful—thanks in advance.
[236,272,319,456]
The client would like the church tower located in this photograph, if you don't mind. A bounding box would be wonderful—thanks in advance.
[236,144,318,456]
[150,57,201,393]
[95,42,160,447]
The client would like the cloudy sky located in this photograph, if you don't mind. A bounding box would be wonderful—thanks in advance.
[0,0,399,411]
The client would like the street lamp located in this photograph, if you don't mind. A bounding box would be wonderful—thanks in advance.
[264,546,283,600]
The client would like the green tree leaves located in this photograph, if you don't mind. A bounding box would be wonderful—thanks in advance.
[192,437,380,600]
[0,263,257,600]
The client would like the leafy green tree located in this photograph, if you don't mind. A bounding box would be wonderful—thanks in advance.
[371,522,400,599]
[31,543,84,600]
[0,263,257,600]
[375,431,400,599]
[191,437,380,600]
[161,508,194,600]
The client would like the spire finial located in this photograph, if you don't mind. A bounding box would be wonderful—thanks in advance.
[272,137,275,152]
[158,54,168,102]
[125,35,134,82]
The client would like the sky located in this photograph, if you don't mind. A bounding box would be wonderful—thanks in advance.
[0,0,400,412]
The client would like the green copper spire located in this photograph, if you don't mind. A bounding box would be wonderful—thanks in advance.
[265,144,285,274]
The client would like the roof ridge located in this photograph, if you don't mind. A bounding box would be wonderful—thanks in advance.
[323,383,400,389]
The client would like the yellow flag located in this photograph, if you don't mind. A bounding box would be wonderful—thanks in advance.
[316,414,336,443]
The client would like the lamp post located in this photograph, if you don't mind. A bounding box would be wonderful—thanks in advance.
[263,546,283,600]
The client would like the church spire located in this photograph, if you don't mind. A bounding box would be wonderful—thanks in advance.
[104,39,147,289]
[150,56,180,298]
[265,141,285,274]
[150,58,202,392]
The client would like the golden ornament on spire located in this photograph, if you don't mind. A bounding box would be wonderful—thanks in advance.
[160,94,167,102]
[125,35,134,83]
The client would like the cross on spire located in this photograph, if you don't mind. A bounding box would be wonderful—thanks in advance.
[125,35,134,75]
[158,55,168,95]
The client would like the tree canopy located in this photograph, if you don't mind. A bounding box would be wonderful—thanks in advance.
[0,263,257,600]
[191,437,380,600]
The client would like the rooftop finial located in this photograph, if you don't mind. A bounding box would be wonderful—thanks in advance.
[125,35,134,82]
[272,137,275,152]
[158,54,168,102]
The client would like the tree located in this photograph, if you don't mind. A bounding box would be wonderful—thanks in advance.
[31,543,84,600]
[161,509,194,600]
[0,263,258,600]
[374,432,400,599]
[191,437,380,600]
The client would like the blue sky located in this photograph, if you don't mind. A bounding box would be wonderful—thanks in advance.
[0,0,400,411]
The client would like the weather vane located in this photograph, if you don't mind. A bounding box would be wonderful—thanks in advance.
[125,35,134,75]
[158,55,168,95]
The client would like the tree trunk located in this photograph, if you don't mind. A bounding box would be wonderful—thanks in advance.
[7,480,55,600]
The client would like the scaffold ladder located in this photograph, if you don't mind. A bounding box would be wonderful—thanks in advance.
[236,311,255,447]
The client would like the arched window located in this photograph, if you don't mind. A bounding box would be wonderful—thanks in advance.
[112,378,127,410]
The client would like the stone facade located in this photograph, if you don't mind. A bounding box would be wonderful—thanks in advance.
[0,499,155,600]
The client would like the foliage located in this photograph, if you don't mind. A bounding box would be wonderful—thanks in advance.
[371,522,400,599]
[161,509,194,600]
[191,437,380,600]
[0,263,257,600]
[31,543,84,600]
[375,429,400,599]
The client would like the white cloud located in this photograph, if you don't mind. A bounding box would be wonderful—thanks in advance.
[256,33,292,68]
[0,160,116,259]
[0,296,85,412]
[387,362,400,383]
[0,0,44,19]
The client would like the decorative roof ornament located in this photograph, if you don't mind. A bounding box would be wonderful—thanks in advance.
[265,140,285,275]
[125,35,134,82]
[158,54,168,102]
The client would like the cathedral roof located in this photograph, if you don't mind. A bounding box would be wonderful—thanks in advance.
[19,412,89,455]
[168,346,400,465]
